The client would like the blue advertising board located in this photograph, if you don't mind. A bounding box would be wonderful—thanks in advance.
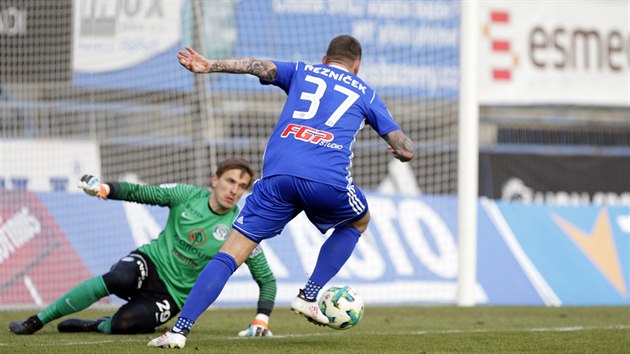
[27,192,630,307]
[492,201,629,305]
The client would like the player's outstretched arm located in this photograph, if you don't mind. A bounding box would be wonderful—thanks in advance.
[177,47,277,82]
[384,130,415,162]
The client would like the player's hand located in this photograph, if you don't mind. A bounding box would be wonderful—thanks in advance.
[387,144,414,162]
[387,145,404,161]
[77,175,108,199]
[238,320,272,337]
[384,130,415,162]
[177,47,210,74]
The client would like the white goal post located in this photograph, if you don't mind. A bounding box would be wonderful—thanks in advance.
[456,0,480,307]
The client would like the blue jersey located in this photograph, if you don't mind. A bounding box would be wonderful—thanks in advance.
[260,61,400,188]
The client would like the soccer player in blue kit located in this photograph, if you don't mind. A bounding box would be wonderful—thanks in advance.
[149,35,415,348]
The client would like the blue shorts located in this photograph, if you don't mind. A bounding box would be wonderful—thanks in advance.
[232,175,368,243]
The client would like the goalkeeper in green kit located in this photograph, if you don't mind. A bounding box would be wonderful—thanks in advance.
[9,158,277,337]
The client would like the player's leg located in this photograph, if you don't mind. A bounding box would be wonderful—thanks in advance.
[105,293,178,334]
[291,181,369,325]
[305,213,366,295]
[102,252,150,299]
[9,264,112,334]
[8,276,108,335]
[148,230,257,348]
[105,258,179,334]
[56,252,150,333]
[176,230,257,327]
[173,175,296,331]
[149,176,296,348]
[290,222,364,325]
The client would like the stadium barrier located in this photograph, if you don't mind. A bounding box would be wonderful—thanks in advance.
[1,190,627,308]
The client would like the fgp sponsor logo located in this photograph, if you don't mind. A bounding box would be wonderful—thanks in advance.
[187,228,207,247]
[280,123,342,149]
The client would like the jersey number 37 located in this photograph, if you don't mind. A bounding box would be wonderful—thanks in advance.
[292,75,359,127]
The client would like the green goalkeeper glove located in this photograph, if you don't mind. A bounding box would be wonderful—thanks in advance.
[77,175,109,199]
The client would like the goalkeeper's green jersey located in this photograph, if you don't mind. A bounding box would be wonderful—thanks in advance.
[107,182,276,310]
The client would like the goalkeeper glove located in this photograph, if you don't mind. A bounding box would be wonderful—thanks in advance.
[237,319,272,337]
[78,175,109,199]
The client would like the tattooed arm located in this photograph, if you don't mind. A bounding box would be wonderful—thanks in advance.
[177,47,277,82]
[384,130,415,162]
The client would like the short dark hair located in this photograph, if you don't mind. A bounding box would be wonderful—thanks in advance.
[215,157,254,188]
[326,35,362,67]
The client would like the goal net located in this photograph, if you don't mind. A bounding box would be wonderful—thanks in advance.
[1,0,460,308]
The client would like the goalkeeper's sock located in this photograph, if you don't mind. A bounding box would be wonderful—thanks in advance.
[97,317,113,334]
[175,252,237,329]
[307,226,360,296]
[38,276,109,324]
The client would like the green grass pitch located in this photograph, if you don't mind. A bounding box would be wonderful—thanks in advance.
[1,306,628,353]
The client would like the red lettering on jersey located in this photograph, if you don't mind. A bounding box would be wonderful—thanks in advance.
[280,123,302,138]
[280,123,334,144]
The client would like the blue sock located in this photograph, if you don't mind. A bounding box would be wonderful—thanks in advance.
[173,252,237,331]
[303,279,321,300]
[306,227,360,297]
[173,317,194,332]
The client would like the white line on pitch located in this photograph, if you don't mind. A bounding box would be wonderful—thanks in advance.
[412,325,630,335]
[5,325,628,347]
[233,332,344,339]
[9,339,141,347]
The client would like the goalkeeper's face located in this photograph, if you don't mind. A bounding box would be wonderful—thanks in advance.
[209,168,252,214]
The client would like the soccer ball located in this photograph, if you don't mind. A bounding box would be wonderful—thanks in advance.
[319,285,364,330]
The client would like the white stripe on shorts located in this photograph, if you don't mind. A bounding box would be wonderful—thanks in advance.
[347,188,365,215]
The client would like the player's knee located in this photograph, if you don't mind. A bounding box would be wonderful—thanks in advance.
[349,210,370,233]
[102,254,147,298]
[110,309,154,334]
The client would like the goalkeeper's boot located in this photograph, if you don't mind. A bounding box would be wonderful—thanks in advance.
[9,315,44,335]
[147,329,189,349]
[57,317,109,333]
[290,289,329,326]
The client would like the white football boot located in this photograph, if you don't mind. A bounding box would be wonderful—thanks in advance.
[290,289,330,326]
[147,330,188,349]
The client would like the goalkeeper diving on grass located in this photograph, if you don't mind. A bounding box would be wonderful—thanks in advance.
[9,158,277,337]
